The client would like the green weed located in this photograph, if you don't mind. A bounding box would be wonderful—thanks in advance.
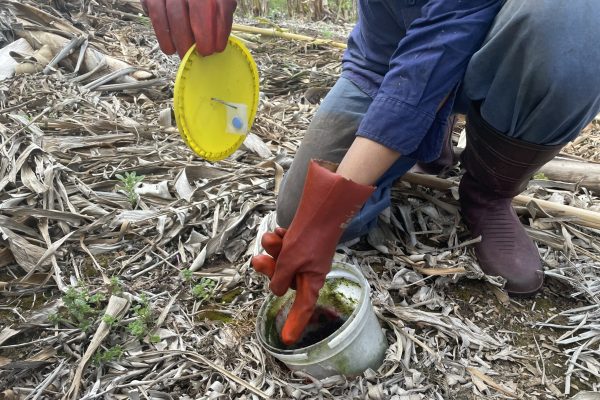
[181,268,193,283]
[115,171,145,207]
[127,295,155,340]
[149,334,161,344]
[93,345,123,365]
[192,278,216,301]
[321,29,334,39]
[48,312,61,325]
[137,16,151,26]
[102,314,119,327]
[127,319,146,339]
[182,270,217,302]
[62,287,105,331]
[109,276,123,295]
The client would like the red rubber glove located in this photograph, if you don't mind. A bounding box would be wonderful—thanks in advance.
[141,0,237,58]
[252,227,287,280]
[252,160,374,345]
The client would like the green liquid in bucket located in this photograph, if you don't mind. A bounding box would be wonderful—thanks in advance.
[264,278,359,350]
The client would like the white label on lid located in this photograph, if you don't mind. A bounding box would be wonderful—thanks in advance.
[226,103,248,136]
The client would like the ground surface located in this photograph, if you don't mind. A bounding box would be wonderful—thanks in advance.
[1,2,599,399]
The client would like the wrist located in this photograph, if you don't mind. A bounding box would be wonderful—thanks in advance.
[337,137,400,185]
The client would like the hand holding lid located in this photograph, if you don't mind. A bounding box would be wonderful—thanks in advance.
[142,0,237,58]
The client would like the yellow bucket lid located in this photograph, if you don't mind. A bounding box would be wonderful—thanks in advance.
[174,37,260,161]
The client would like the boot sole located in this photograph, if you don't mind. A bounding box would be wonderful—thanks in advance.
[505,276,544,298]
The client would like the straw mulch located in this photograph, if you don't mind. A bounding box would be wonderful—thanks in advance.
[1,2,599,399]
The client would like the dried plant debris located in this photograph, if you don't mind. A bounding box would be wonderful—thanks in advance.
[1,1,599,398]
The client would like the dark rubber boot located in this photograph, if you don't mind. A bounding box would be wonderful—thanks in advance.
[459,103,563,296]
[413,115,458,175]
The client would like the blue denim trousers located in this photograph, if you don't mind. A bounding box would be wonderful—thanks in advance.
[277,0,600,241]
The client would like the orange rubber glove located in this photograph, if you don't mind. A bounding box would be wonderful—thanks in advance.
[141,0,237,58]
[252,160,374,345]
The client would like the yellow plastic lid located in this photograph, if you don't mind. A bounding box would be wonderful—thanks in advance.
[174,37,260,161]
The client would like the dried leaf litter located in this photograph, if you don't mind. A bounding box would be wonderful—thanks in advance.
[0,1,599,398]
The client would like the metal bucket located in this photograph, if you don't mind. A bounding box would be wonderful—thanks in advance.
[256,262,388,379]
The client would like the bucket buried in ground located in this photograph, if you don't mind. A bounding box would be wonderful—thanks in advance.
[279,305,347,350]
[265,277,359,350]
[256,262,389,379]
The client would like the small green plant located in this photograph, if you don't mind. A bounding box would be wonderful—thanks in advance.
[137,16,151,26]
[63,287,105,331]
[533,172,548,180]
[181,268,193,283]
[109,276,123,295]
[127,319,146,339]
[115,171,145,207]
[48,312,60,325]
[102,314,119,327]
[321,28,334,39]
[192,278,216,301]
[149,334,161,344]
[127,295,155,340]
[93,345,123,365]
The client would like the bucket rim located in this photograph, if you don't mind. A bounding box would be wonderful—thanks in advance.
[255,261,371,359]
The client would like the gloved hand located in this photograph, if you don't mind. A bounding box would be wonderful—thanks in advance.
[252,227,287,280]
[252,160,374,345]
[141,0,237,58]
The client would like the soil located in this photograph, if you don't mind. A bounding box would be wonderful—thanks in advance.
[442,277,592,396]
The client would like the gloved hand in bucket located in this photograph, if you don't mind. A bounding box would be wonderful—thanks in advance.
[252,160,374,345]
